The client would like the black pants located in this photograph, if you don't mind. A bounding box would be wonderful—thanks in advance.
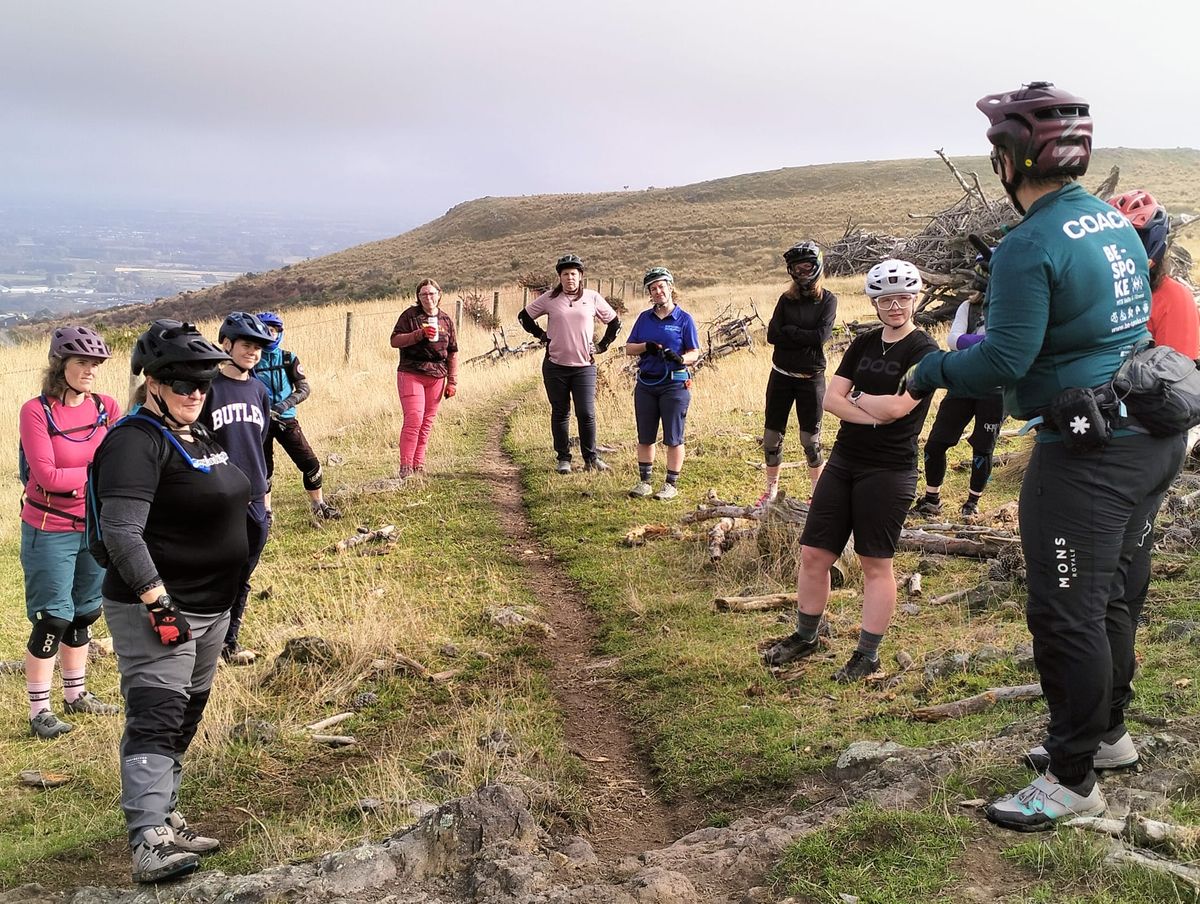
[265,417,321,491]
[225,498,270,649]
[923,393,1005,493]
[542,359,598,463]
[1021,432,1184,785]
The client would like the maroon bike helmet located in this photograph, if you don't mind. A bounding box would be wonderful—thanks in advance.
[977,81,1092,181]
[50,325,112,360]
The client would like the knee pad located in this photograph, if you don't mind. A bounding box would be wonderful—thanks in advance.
[61,608,103,648]
[27,614,71,659]
[800,430,823,468]
[177,689,212,755]
[302,463,323,492]
[124,685,188,758]
[763,429,785,467]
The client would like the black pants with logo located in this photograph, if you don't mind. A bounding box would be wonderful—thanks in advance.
[1020,432,1185,785]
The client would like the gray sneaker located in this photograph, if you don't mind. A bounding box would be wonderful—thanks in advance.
[556,459,572,474]
[166,811,220,854]
[584,458,611,473]
[64,691,121,716]
[1024,731,1138,772]
[30,710,74,740]
[985,774,1105,832]
[131,825,200,883]
[653,483,679,500]
[628,481,653,498]
[311,500,341,520]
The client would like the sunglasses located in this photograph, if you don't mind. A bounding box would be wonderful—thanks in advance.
[874,296,915,310]
[167,378,212,396]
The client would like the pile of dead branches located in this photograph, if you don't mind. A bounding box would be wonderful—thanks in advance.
[464,326,544,367]
[694,302,767,370]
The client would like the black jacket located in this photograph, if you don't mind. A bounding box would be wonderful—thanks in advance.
[766,287,838,374]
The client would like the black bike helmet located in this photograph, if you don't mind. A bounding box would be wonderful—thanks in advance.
[555,253,585,274]
[783,241,824,289]
[218,311,274,347]
[131,319,230,379]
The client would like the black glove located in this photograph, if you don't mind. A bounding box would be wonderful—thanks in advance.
[596,338,612,354]
[896,364,930,400]
[643,341,663,356]
[663,348,685,366]
[146,597,191,646]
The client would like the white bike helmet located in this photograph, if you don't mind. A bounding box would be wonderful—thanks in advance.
[866,259,922,299]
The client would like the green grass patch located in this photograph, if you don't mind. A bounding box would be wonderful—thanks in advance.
[771,803,973,903]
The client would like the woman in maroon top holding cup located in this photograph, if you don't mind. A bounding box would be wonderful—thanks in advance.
[390,278,459,477]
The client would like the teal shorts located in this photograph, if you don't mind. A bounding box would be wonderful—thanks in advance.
[20,522,104,623]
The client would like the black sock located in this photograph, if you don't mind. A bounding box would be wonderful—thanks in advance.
[665,469,680,486]
[796,611,823,642]
[923,491,941,503]
[855,629,884,660]
[639,462,652,481]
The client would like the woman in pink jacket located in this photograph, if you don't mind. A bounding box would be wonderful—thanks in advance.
[18,326,122,738]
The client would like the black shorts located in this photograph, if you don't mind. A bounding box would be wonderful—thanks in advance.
[927,393,1005,453]
[800,451,916,559]
[764,369,825,435]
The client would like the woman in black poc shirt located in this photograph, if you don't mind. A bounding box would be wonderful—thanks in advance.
[92,320,250,883]
[763,260,937,682]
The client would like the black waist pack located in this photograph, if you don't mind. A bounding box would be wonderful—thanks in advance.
[1045,386,1113,453]
[1111,343,1200,437]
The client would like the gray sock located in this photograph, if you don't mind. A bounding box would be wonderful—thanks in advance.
[856,629,884,660]
[796,611,823,642]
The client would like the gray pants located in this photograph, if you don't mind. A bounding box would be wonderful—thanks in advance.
[104,600,228,844]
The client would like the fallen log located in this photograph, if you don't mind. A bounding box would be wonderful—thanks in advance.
[310,734,357,747]
[896,528,1018,558]
[907,573,922,597]
[929,588,972,606]
[332,525,396,553]
[683,505,761,524]
[910,683,1042,722]
[304,712,355,733]
[1127,815,1200,856]
[1105,845,1200,891]
[714,593,796,612]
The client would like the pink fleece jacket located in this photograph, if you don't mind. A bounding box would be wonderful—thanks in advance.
[20,393,120,532]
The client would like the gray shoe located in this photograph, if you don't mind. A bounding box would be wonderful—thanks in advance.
[584,458,611,473]
[1024,731,1138,772]
[653,483,679,500]
[64,691,121,716]
[30,710,74,740]
[985,774,1105,832]
[555,459,572,474]
[628,481,653,498]
[166,811,220,854]
[131,825,200,883]
[311,500,341,520]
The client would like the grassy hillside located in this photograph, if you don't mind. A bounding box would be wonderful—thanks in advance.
[88,148,1200,329]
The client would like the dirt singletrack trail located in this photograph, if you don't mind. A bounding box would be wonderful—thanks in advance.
[478,404,681,859]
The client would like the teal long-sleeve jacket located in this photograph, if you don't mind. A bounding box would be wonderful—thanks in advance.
[909,183,1151,429]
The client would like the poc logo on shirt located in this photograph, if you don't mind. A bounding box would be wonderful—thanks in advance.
[211,403,264,430]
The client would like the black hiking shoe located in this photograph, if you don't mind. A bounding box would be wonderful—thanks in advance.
[762,632,820,668]
[960,498,980,518]
[832,651,882,683]
[911,496,942,517]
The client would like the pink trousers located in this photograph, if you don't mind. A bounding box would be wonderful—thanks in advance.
[397,371,446,471]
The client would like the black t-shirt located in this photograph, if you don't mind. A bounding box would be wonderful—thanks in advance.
[833,327,938,470]
[94,415,251,613]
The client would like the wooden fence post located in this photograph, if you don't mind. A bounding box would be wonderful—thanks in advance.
[455,298,463,330]
[493,290,500,324]
[343,311,353,364]
[621,279,626,297]
[609,278,614,297]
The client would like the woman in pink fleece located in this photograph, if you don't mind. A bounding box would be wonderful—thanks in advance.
[18,326,122,739]
[390,278,459,477]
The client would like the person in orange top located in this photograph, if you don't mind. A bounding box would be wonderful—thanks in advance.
[1109,190,1199,360]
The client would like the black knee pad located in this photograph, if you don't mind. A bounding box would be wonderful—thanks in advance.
[27,614,72,659]
[62,608,102,648]
[177,689,212,756]
[763,429,785,467]
[124,685,188,758]
[302,463,323,492]
[800,431,823,468]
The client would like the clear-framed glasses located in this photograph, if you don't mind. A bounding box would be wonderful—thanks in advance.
[873,295,915,310]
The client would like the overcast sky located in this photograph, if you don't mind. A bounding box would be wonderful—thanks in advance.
[4,0,1199,232]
